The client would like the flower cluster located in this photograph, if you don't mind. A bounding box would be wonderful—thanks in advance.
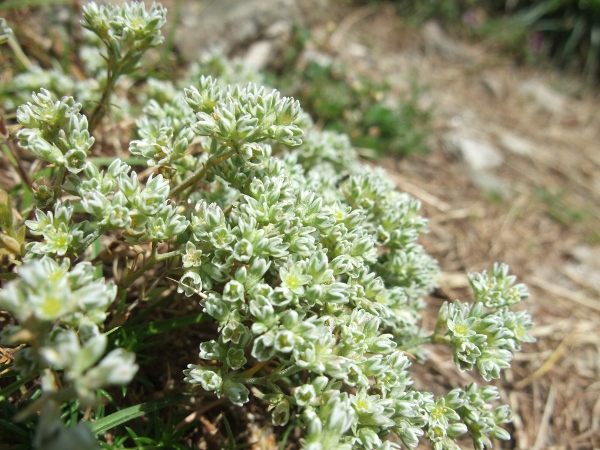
[16,89,94,174]
[427,384,512,450]
[0,258,137,448]
[435,263,535,381]
[129,83,196,167]
[74,161,189,244]
[185,76,303,147]
[25,201,84,256]
[0,17,12,45]
[81,1,166,65]
[0,257,137,400]
[17,89,189,256]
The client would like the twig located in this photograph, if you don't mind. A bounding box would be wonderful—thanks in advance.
[1,141,33,192]
[328,4,380,51]
[528,275,600,313]
[389,173,452,212]
[173,398,227,433]
[515,337,569,389]
[532,384,556,450]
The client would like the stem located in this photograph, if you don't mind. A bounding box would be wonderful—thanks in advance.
[8,34,32,71]
[14,385,77,422]
[169,151,235,199]
[269,365,304,381]
[51,166,66,188]
[119,245,183,290]
[432,334,451,345]
[245,364,304,386]
[76,225,107,256]
[156,249,184,261]
[89,56,119,134]
[42,165,67,211]
[169,164,207,199]
[1,141,32,192]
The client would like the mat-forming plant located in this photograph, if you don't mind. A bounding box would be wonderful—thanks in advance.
[0,2,533,449]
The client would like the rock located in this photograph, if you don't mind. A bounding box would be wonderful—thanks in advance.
[566,246,600,291]
[442,132,504,171]
[518,79,567,114]
[244,40,275,70]
[422,21,472,61]
[442,132,509,196]
[481,72,505,98]
[445,109,477,127]
[499,132,534,156]
[467,170,511,198]
[346,42,369,59]
[570,246,600,270]
[298,48,333,68]
[170,0,326,60]
[265,21,292,39]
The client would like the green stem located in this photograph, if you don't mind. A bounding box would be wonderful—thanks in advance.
[7,34,32,71]
[243,372,270,385]
[270,364,304,381]
[244,364,304,386]
[89,56,119,134]
[43,165,67,211]
[156,249,183,261]
[119,244,182,290]
[14,385,77,422]
[51,166,66,188]
[76,225,107,256]
[169,150,235,199]
[169,164,207,199]
[432,334,451,344]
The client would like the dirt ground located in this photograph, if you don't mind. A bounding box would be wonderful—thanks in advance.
[312,3,600,449]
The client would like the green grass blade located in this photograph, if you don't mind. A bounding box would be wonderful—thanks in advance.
[222,415,235,450]
[0,0,72,10]
[584,24,600,81]
[88,394,186,435]
[561,19,587,62]
[123,312,208,339]
[515,0,562,26]
[0,375,34,401]
[0,417,30,440]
